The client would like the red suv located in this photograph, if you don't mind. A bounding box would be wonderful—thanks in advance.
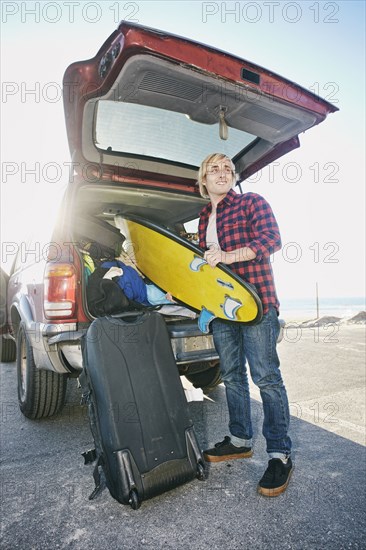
[1,22,337,419]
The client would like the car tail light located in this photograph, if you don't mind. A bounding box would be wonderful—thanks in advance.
[44,263,77,319]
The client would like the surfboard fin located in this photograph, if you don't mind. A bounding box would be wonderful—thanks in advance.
[221,296,242,320]
[190,255,207,272]
[198,307,216,334]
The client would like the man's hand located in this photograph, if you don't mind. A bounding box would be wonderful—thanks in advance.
[204,246,229,267]
[204,245,256,267]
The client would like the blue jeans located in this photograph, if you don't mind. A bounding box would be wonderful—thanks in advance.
[212,307,291,458]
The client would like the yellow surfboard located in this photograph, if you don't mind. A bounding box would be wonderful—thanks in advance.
[123,216,262,326]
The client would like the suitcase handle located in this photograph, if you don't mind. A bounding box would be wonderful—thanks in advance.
[108,310,157,323]
[110,301,162,319]
[109,311,149,322]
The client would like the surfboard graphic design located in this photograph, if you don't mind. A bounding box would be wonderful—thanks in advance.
[122,216,263,325]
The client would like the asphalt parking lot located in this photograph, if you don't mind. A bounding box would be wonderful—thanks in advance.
[1,324,365,549]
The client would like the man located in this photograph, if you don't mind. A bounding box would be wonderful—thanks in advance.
[197,153,292,497]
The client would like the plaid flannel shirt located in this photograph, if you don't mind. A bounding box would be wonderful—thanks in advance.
[198,189,281,313]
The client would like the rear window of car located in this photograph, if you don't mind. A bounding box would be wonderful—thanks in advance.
[94,101,256,167]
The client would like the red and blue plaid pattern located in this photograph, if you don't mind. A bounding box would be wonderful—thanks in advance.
[199,189,281,313]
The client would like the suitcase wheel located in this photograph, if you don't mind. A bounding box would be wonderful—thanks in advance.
[129,489,141,510]
[196,462,206,481]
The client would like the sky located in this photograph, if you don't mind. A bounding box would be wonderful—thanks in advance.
[1,0,365,303]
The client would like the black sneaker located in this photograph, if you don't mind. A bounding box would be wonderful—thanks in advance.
[203,436,253,463]
[257,458,293,497]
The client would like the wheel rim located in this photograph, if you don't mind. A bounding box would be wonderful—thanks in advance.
[19,333,27,401]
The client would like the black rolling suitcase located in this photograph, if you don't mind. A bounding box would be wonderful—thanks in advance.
[80,311,205,509]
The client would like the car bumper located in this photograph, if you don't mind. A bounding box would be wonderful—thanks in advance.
[43,319,219,374]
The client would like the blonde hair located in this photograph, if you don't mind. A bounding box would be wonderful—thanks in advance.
[197,153,237,198]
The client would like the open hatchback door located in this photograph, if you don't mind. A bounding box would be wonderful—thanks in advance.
[63,21,338,195]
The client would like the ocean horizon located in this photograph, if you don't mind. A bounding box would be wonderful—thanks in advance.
[279,296,365,321]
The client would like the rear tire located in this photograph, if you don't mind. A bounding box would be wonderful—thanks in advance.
[17,323,68,419]
[185,361,222,393]
[1,337,16,362]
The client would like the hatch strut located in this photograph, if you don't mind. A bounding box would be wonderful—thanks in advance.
[98,151,105,179]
